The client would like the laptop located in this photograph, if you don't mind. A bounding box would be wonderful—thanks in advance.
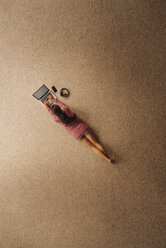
[32,84,57,107]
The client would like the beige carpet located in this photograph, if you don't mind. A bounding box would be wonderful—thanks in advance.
[0,0,165,247]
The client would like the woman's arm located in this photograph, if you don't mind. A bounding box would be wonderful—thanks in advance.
[47,95,76,116]
[43,100,49,107]
[43,100,52,112]
[48,95,67,111]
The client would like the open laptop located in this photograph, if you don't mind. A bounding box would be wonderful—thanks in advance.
[32,84,57,107]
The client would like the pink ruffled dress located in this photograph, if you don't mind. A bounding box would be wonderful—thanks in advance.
[45,98,90,140]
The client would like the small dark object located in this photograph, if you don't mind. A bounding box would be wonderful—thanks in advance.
[52,86,58,93]
[111,159,115,164]
[60,88,70,97]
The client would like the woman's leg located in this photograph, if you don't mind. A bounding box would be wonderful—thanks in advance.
[80,136,111,163]
[85,131,111,158]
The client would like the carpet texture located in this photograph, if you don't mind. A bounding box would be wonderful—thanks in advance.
[0,0,165,247]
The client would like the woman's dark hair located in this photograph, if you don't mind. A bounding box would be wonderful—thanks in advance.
[51,104,77,125]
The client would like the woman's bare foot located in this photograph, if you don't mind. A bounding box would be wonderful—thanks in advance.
[107,158,115,164]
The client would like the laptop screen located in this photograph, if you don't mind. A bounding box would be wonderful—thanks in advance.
[33,84,49,100]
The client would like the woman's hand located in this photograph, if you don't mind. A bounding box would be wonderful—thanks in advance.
[48,94,54,100]
[44,100,49,106]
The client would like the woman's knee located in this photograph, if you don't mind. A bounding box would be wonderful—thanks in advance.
[80,136,95,148]
[85,132,98,145]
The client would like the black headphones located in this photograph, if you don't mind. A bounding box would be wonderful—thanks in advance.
[52,86,70,97]
[60,88,70,97]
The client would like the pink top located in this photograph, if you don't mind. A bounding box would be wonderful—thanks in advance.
[45,98,89,140]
